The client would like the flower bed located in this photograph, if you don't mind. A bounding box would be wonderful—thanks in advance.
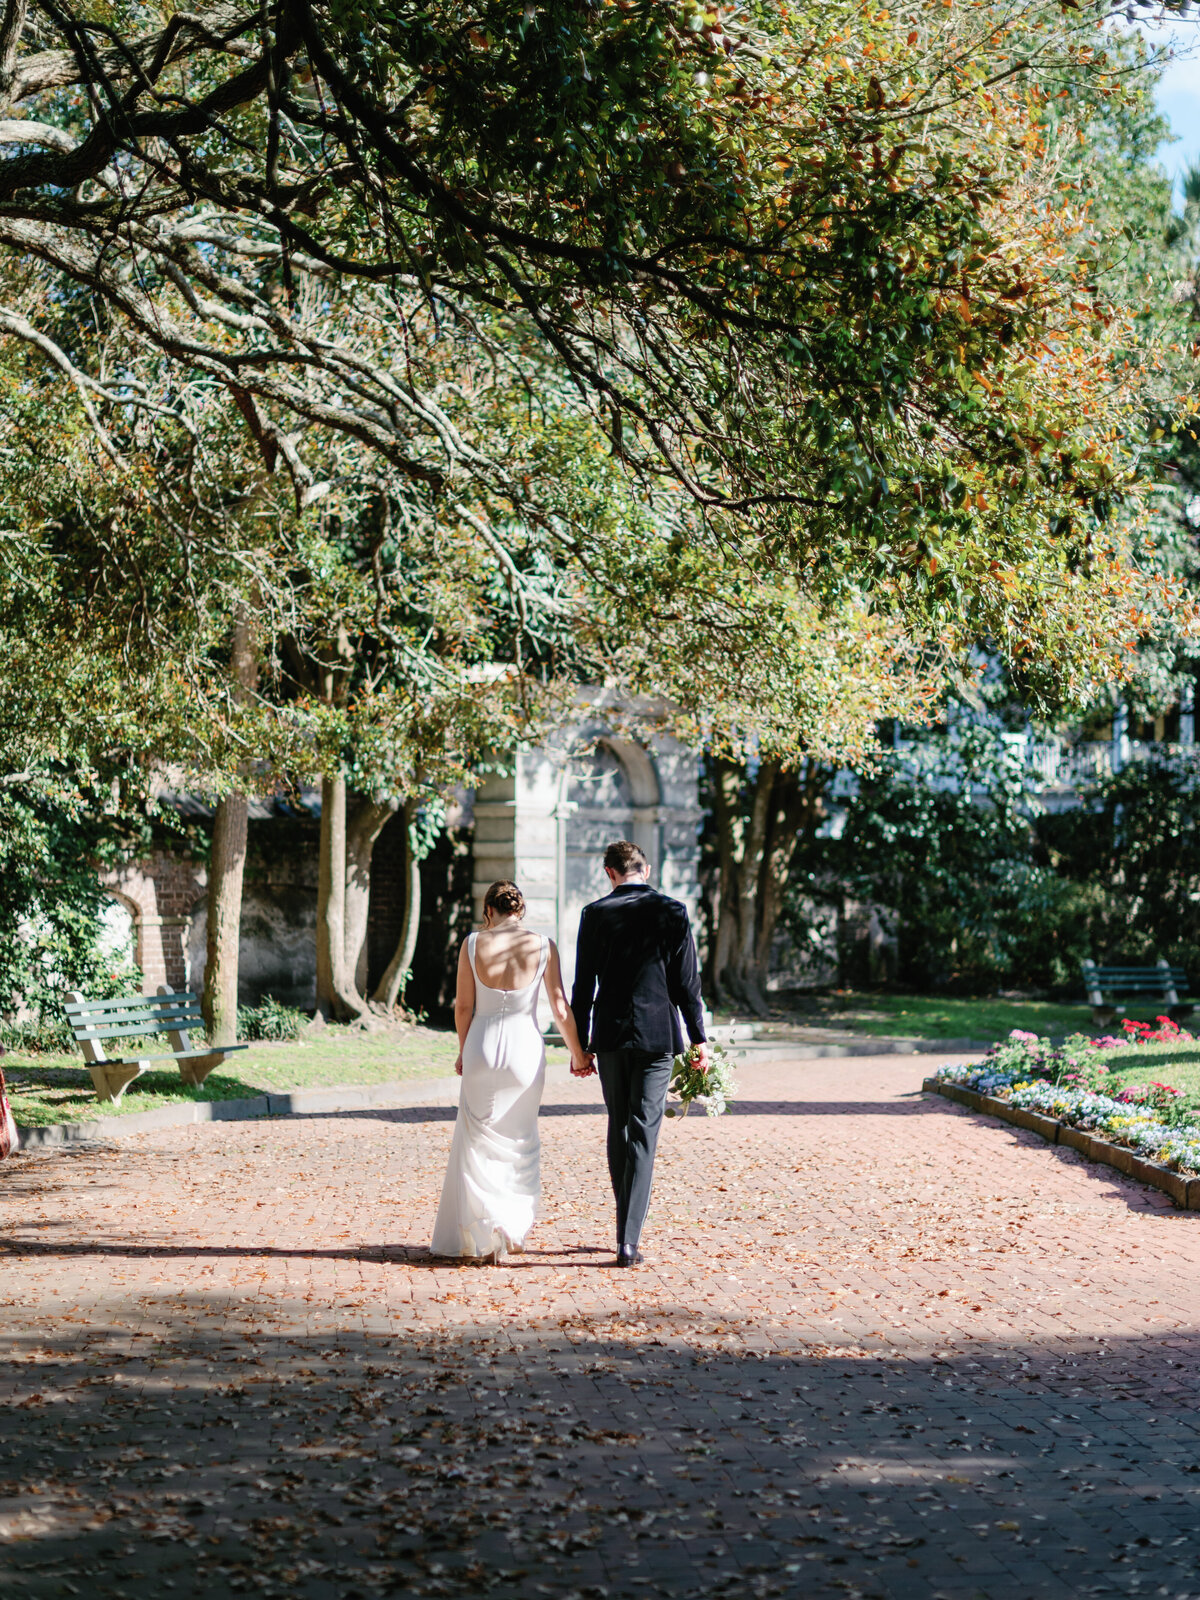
[926,1020,1200,1208]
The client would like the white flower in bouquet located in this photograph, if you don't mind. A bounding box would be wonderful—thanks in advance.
[667,1043,739,1118]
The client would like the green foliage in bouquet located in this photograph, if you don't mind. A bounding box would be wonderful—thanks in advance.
[667,1045,739,1120]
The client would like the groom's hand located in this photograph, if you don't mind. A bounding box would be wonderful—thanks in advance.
[691,1041,711,1074]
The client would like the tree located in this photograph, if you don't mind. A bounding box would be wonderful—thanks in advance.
[633,584,943,1011]
[203,608,260,1045]
[369,797,422,1014]
[819,726,1083,992]
[2,0,1194,1033]
[0,773,146,1022]
[1043,749,1200,974]
[0,0,1169,648]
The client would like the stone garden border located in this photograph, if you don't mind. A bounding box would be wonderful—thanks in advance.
[922,1077,1200,1210]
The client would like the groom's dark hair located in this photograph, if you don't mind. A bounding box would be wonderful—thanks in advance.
[604,840,648,875]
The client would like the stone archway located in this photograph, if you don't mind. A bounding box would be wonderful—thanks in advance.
[185,895,208,992]
[97,893,138,977]
[101,854,206,993]
[557,736,662,991]
[467,696,701,1000]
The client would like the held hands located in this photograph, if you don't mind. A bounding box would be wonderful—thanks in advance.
[570,1052,597,1078]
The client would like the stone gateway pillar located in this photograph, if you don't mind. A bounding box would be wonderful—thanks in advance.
[470,702,702,998]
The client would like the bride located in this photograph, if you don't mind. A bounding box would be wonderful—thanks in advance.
[430,879,593,1263]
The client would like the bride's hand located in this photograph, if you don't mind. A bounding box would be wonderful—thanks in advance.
[454,1053,463,1077]
[570,1052,595,1078]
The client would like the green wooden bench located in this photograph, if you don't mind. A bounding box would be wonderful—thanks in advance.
[64,988,248,1103]
[1080,959,1192,1028]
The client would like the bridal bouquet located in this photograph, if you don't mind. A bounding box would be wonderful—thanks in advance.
[667,1043,738,1118]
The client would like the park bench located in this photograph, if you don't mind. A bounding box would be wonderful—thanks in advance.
[1080,959,1192,1028]
[64,988,248,1103]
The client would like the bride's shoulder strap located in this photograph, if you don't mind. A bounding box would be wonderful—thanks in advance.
[465,930,479,974]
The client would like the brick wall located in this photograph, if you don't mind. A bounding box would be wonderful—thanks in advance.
[102,853,207,994]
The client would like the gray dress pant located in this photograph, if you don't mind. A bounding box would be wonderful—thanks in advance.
[596,1049,673,1252]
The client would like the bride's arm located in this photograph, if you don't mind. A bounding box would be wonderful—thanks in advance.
[543,941,595,1077]
[453,941,475,1076]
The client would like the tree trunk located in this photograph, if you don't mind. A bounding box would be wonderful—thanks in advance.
[203,793,248,1044]
[709,757,829,1018]
[372,797,422,1013]
[344,796,398,996]
[707,757,742,1004]
[315,773,367,1020]
[202,606,257,1043]
[753,765,817,982]
[730,760,779,1015]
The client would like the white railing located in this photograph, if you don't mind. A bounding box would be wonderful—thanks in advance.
[1015,739,1115,790]
[882,736,1200,794]
[817,737,1200,835]
[1005,737,1200,790]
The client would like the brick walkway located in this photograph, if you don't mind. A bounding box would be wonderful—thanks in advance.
[2,1053,1200,1599]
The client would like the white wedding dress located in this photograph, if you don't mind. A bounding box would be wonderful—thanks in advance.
[430,932,548,1258]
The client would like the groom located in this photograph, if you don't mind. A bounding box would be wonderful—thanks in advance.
[570,840,709,1267]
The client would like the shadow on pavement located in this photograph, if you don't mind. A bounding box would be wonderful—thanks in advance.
[0,1313,1197,1600]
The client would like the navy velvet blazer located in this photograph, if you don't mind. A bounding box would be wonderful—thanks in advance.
[569,882,707,1056]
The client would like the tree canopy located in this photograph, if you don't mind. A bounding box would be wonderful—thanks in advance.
[0,0,1180,667]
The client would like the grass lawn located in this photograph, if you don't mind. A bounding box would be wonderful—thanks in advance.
[4,1025,570,1129]
[835,996,1200,1109]
[803,992,1193,1043]
[1068,1038,1200,1111]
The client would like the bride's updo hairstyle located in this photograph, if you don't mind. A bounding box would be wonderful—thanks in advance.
[483,880,526,921]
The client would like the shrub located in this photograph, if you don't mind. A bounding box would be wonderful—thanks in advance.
[1040,750,1200,978]
[0,1016,75,1055]
[0,773,144,1020]
[236,997,307,1042]
[796,727,1090,991]
[790,731,1200,993]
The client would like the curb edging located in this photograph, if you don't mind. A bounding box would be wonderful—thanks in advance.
[15,1072,468,1148]
[14,1041,965,1150]
[922,1077,1199,1210]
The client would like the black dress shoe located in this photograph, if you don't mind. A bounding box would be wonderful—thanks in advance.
[615,1247,643,1267]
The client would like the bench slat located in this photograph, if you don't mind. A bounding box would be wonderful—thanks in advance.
[1088,972,1184,985]
[1092,978,1183,988]
[67,1002,202,1018]
[65,998,201,1010]
[1090,970,1187,980]
[64,1003,198,1018]
[105,1044,250,1065]
[64,991,196,1014]
[69,1017,203,1042]
[67,1005,202,1023]
[65,1011,201,1027]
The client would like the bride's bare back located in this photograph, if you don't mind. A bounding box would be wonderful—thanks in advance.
[471,924,545,991]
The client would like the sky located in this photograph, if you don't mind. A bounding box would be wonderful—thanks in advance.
[1135,16,1200,200]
